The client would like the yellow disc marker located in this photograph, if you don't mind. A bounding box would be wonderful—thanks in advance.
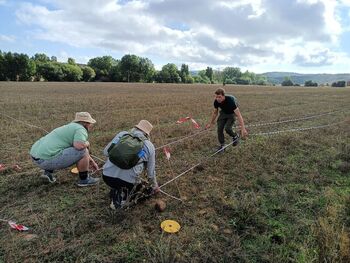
[161,220,181,233]
[71,167,79,174]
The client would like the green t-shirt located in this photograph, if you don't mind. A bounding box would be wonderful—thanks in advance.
[30,122,88,160]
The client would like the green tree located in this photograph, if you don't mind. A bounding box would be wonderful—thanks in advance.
[67,57,76,65]
[304,80,318,87]
[1,52,36,81]
[213,70,224,84]
[281,77,294,86]
[205,67,213,83]
[88,56,117,81]
[179,64,189,83]
[139,57,155,83]
[185,75,194,83]
[0,50,5,80]
[32,53,50,63]
[157,63,181,83]
[37,62,64,81]
[61,64,83,81]
[109,63,122,82]
[331,81,346,87]
[51,56,57,62]
[223,67,242,84]
[82,66,96,82]
[255,75,268,85]
[194,70,211,84]
[120,54,141,82]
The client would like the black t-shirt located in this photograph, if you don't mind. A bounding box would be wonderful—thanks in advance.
[214,95,238,114]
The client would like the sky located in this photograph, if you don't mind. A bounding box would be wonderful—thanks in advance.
[1,0,350,73]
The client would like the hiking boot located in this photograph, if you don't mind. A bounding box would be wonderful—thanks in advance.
[232,134,240,146]
[76,176,99,187]
[40,170,56,183]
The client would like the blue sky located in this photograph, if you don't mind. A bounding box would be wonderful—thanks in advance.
[1,0,350,73]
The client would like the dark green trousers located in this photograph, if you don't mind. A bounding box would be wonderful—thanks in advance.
[217,112,237,145]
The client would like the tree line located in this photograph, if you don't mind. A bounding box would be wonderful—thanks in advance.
[0,50,268,85]
[281,77,348,87]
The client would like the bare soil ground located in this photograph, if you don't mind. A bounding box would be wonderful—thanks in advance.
[0,82,349,262]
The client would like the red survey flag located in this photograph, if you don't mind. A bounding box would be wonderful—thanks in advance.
[190,118,201,129]
[176,117,191,124]
[8,221,29,231]
[176,116,201,129]
[163,147,171,160]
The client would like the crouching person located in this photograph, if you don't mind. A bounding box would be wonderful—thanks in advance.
[102,120,159,209]
[30,112,99,186]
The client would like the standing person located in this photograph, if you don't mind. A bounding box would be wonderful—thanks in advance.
[206,88,248,151]
[102,120,159,209]
[30,112,99,186]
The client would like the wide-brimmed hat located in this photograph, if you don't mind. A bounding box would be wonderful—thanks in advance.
[135,120,153,136]
[73,112,96,124]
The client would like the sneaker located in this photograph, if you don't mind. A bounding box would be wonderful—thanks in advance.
[110,189,127,209]
[110,200,117,210]
[232,134,240,146]
[215,145,225,153]
[76,176,100,187]
[40,170,56,183]
[110,200,127,210]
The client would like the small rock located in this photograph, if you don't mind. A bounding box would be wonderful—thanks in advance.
[155,200,166,212]
[210,224,219,232]
[193,164,205,173]
[22,234,39,241]
[339,162,350,174]
[223,229,233,235]
[198,209,207,215]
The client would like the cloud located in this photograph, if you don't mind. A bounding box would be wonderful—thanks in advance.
[15,0,350,69]
[293,49,336,66]
[0,34,15,42]
[0,0,6,5]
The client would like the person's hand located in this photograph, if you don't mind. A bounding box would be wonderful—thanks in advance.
[90,160,99,171]
[0,164,6,172]
[240,127,248,139]
[205,123,212,129]
[12,164,22,171]
[152,186,160,195]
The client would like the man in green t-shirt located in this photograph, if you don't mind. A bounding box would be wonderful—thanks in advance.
[206,88,248,151]
[30,112,99,186]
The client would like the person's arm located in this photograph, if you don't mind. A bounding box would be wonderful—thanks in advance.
[234,107,248,138]
[73,141,89,150]
[145,143,159,192]
[73,129,89,150]
[205,108,219,129]
[89,155,99,171]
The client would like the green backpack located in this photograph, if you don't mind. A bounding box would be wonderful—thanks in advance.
[107,133,146,169]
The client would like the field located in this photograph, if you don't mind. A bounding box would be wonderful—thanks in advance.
[0,82,349,263]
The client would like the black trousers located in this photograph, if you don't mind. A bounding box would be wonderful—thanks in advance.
[103,174,144,203]
[103,175,135,192]
[217,112,237,145]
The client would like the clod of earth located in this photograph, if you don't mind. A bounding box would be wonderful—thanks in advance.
[155,200,166,212]
[338,162,350,174]
[193,164,205,173]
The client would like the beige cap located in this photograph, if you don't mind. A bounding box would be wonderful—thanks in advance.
[135,120,153,136]
[73,112,96,124]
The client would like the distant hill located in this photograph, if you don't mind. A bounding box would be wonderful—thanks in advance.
[261,72,350,85]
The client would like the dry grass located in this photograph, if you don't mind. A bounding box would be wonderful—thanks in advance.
[0,82,349,262]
